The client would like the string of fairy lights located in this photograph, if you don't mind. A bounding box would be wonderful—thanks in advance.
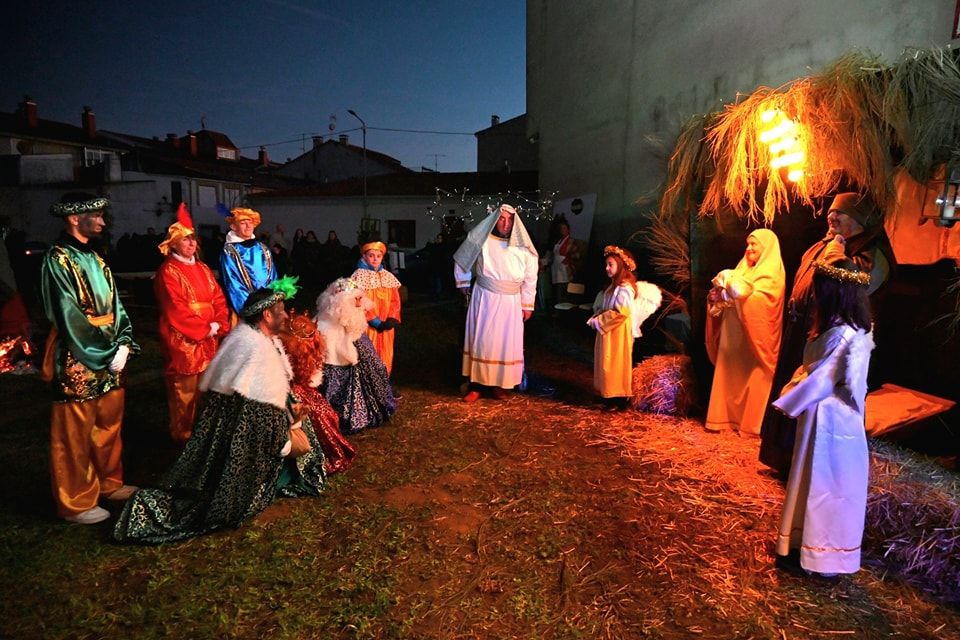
[424,188,559,223]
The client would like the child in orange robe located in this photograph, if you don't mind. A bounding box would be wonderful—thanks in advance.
[350,241,402,375]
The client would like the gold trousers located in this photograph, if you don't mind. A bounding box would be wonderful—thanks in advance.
[165,373,200,444]
[49,388,125,517]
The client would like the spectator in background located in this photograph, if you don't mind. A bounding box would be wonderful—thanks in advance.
[273,224,289,251]
[549,218,584,304]
[272,242,290,277]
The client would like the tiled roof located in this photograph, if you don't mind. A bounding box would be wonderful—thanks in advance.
[283,139,412,172]
[0,111,129,151]
[91,129,304,188]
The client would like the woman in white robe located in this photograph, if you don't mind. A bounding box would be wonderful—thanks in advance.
[772,259,874,576]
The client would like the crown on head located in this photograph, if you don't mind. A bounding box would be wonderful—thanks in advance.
[289,314,317,340]
[813,260,870,286]
[603,245,636,272]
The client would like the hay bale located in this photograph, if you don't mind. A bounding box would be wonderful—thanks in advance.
[630,354,695,416]
[865,440,960,604]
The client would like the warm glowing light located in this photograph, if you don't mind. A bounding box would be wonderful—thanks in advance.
[770,151,805,169]
[759,121,793,143]
[758,109,806,181]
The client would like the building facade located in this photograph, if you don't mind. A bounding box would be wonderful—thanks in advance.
[526,0,956,243]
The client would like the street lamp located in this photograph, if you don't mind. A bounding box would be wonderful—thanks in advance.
[347,109,367,219]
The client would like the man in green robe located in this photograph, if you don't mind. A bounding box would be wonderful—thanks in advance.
[41,193,139,524]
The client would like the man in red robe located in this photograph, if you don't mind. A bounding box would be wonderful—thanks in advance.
[155,205,230,443]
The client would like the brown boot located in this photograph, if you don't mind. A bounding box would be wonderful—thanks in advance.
[490,387,508,400]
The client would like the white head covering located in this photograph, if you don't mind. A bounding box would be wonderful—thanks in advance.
[452,204,538,271]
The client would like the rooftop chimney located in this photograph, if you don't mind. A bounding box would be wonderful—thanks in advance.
[166,133,180,149]
[491,114,500,127]
[338,134,349,145]
[82,106,96,139]
[18,96,38,128]
[312,135,323,149]
[186,130,197,157]
[258,146,269,166]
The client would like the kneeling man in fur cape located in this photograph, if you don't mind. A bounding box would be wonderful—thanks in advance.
[115,278,326,544]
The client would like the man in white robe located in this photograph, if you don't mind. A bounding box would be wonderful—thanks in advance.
[454,204,538,401]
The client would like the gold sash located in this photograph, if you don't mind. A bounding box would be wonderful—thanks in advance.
[40,313,115,382]
[87,313,115,327]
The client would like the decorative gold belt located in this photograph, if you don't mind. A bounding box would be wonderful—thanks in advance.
[189,302,213,312]
[86,313,114,327]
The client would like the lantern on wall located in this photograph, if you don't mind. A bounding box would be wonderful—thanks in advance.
[759,110,805,182]
[929,166,960,228]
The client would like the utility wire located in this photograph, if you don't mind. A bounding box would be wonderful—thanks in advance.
[239,122,525,150]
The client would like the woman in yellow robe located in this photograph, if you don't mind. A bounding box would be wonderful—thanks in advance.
[350,241,402,375]
[705,229,785,435]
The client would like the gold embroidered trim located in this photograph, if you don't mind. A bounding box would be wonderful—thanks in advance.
[463,351,523,366]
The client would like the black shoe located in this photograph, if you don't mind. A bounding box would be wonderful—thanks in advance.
[774,552,805,577]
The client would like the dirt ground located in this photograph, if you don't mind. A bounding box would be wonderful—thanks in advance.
[1,293,958,639]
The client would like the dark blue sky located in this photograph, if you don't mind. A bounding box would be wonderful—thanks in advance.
[4,1,526,172]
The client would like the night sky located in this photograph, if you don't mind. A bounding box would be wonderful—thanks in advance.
[3,1,526,172]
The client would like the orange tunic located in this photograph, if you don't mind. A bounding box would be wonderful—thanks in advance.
[705,229,785,435]
[350,267,402,375]
[155,257,230,375]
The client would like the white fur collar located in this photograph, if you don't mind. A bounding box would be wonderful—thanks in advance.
[199,323,292,409]
[171,252,196,265]
[226,229,254,244]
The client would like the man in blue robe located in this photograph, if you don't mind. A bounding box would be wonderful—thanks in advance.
[219,207,277,316]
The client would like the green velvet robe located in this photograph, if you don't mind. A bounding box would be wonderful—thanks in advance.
[40,234,138,401]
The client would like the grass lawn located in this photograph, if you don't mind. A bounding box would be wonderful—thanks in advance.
[1,294,958,639]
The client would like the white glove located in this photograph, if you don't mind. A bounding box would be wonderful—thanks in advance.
[280,439,292,457]
[108,345,130,373]
[207,322,220,338]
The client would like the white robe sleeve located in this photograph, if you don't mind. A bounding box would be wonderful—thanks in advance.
[454,261,473,289]
[521,250,538,311]
[772,332,848,418]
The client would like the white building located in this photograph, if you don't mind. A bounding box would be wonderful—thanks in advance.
[249,170,540,251]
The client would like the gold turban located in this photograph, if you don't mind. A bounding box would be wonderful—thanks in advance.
[226,207,261,226]
[158,222,195,256]
[361,241,387,255]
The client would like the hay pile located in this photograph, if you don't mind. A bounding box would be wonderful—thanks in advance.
[655,48,960,227]
[630,355,695,416]
[572,402,960,608]
[865,440,960,604]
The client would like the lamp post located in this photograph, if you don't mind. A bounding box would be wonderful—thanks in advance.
[347,109,367,220]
